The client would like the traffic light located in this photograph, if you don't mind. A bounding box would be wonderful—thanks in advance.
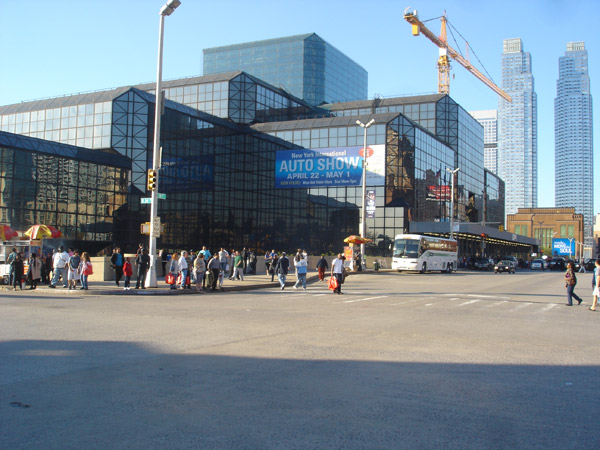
[147,169,157,191]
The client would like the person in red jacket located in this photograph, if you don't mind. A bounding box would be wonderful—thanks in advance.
[123,257,133,290]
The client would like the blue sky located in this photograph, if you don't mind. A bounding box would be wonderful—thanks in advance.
[1,0,598,212]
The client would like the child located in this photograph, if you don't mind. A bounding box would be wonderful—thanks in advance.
[123,257,133,290]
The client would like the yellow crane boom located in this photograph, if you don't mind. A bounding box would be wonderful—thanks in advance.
[404,8,512,102]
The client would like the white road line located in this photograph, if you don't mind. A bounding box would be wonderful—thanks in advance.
[425,303,433,306]
[511,302,532,311]
[456,299,481,307]
[313,294,326,297]
[485,300,508,307]
[343,295,388,304]
[539,304,557,312]
[466,294,495,298]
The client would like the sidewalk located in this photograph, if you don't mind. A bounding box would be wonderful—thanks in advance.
[1,272,329,295]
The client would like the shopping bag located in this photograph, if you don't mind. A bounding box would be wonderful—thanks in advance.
[328,276,338,290]
[166,273,176,285]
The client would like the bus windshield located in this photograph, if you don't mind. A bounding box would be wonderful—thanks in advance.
[393,239,420,258]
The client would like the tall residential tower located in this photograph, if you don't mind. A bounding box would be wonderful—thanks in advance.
[555,41,593,245]
[469,110,498,175]
[498,38,538,217]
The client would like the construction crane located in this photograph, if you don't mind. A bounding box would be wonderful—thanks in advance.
[404,8,512,102]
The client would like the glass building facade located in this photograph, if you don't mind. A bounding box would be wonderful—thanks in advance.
[203,33,368,105]
[498,38,538,217]
[0,130,129,248]
[469,110,498,175]
[555,42,593,245]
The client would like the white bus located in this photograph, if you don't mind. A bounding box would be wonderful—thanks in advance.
[392,234,458,273]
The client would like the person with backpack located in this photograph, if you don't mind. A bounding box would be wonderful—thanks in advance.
[79,252,93,290]
[123,257,133,290]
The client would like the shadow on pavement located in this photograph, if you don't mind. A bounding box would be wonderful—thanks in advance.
[1,339,599,449]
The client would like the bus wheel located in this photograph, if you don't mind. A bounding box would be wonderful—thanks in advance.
[420,263,426,274]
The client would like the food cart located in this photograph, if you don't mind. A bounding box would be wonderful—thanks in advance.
[0,240,43,284]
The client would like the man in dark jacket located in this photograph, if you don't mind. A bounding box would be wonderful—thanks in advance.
[275,252,290,290]
[135,248,150,289]
[110,248,124,287]
[316,254,329,281]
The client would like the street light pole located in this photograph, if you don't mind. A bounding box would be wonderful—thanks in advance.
[356,118,375,269]
[447,167,460,240]
[146,0,181,288]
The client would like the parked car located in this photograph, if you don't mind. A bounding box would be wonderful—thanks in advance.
[548,258,566,271]
[474,257,494,271]
[584,259,596,272]
[531,259,547,270]
[495,260,516,274]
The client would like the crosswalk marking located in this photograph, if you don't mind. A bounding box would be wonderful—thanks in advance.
[511,302,532,312]
[343,295,388,304]
[485,300,508,307]
[457,299,481,307]
[539,304,557,312]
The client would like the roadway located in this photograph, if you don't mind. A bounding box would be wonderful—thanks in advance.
[1,270,599,449]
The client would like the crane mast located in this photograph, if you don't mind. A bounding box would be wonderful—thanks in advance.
[404,8,512,102]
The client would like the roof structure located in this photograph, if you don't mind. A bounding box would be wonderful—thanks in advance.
[250,113,403,132]
[0,130,131,169]
[323,94,446,111]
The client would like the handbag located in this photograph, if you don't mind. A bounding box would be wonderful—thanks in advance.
[166,273,176,285]
[328,276,338,290]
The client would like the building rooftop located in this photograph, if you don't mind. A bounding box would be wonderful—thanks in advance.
[323,94,446,111]
[0,130,131,169]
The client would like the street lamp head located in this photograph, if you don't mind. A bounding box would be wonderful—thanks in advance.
[446,167,460,174]
[160,0,181,16]
[356,119,363,127]
[366,118,375,127]
[356,118,375,128]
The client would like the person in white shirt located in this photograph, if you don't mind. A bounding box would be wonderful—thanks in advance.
[331,253,345,295]
[218,248,229,272]
[49,246,69,288]
[179,250,189,289]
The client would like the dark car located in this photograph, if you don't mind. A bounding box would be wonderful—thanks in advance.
[548,258,566,271]
[495,260,516,274]
[474,257,494,271]
[584,259,596,272]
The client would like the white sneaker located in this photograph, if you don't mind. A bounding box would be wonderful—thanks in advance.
[293,286,298,289]
[123,287,127,290]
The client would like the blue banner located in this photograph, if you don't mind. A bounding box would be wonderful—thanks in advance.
[275,147,363,188]
[160,156,214,192]
[552,238,575,256]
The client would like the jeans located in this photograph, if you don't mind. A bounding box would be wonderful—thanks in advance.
[294,273,306,289]
[195,270,205,290]
[124,275,131,288]
[81,274,89,290]
[179,268,188,289]
[52,267,68,287]
[220,262,227,271]
[566,285,582,305]
[278,273,286,288]
[114,265,123,285]
[136,267,148,288]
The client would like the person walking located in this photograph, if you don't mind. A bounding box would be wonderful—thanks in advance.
[193,251,206,292]
[232,251,244,281]
[207,254,221,291]
[79,252,93,290]
[316,254,329,281]
[123,257,133,290]
[275,252,290,290]
[590,259,600,311]
[168,253,180,290]
[135,248,150,289]
[10,253,24,291]
[28,253,42,290]
[49,246,69,288]
[331,253,345,295]
[270,253,279,282]
[110,248,124,287]
[294,255,308,290]
[160,249,168,277]
[564,261,583,306]
[218,248,229,272]
[178,250,190,290]
[7,247,17,286]
[67,250,81,290]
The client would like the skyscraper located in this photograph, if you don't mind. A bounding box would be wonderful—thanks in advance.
[498,38,538,217]
[203,33,368,106]
[555,41,593,245]
[469,110,498,175]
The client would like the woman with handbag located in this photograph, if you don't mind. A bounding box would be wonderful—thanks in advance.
[330,253,345,295]
[167,252,179,290]
[564,261,582,306]
[79,252,93,290]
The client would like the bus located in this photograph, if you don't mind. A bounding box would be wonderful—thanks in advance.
[392,234,458,273]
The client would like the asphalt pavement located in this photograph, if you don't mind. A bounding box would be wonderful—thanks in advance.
[1,269,599,449]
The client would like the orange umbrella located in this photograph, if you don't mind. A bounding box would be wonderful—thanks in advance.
[24,225,62,239]
[0,225,18,240]
[344,235,372,245]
